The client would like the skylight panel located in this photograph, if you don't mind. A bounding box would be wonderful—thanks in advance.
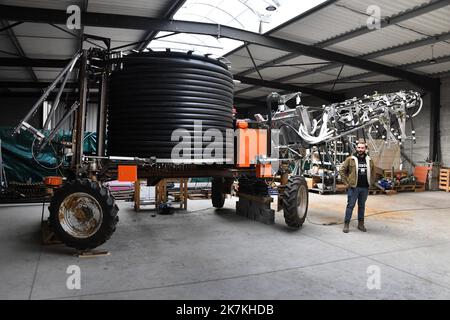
[148,0,328,57]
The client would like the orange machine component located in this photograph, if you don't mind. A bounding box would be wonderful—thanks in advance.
[118,165,138,182]
[414,166,430,185]
[236,128,267,168]
[44,176,63,187]
[256,164,273,178]
[236,120,249,129]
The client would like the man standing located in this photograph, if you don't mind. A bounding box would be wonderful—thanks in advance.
[339,141,375,233]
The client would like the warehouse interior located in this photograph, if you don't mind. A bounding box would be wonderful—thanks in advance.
[1,0,450,300]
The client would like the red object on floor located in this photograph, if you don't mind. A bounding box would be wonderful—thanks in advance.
[414,166,430,184]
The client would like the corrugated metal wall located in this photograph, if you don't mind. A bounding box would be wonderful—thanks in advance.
[440,76,450,167]
[52,102,98,133]
[0,97,42,128]
[0,97,99,133]
[85,103,98,133]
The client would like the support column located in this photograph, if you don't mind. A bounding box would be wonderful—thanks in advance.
[429,83,441,162]
[71,50,88,173]
[97,71,108,158]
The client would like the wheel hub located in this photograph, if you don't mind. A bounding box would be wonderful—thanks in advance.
[296,185,308,216]
[58,192,103,238]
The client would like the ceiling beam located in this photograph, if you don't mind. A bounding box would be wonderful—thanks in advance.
[325,0,449,46]
[0,20,38,82]
[0,58,352,102]
[235,30,450,96]
[0,81,78,88]
[136,0,186,51]
[233,97,264,107]
[0,21,23,33]
[312,54,450,89]
[224,0,339,58]
[239,54,449,101]
[6,29,445,70]
[0,91,98,101]
[78,0,90,50]
[231,0,449,92]
[234,75,344,102]
[432,70,450,78]
[0,5,438,91]
[246,54,450,100]
[0,57,69,67]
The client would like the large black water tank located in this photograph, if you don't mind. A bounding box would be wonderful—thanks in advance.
[107,51,234,159]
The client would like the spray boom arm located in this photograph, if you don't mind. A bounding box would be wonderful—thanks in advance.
[256,90,423,148]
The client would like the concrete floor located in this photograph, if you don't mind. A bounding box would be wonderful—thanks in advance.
[1,191,450,300]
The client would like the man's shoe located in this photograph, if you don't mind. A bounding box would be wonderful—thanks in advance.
[343,222,350,233]
[358,220,367,232]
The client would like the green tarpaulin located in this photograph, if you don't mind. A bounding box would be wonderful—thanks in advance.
[0,127,96,183]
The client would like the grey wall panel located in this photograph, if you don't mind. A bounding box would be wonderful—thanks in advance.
[0,97,41,128]
[0,97,98,134]
[52,102,98,132]
[440,76,450,167]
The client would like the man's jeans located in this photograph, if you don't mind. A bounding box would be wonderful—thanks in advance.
[345,187,369,222]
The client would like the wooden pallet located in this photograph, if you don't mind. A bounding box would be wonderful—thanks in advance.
[371,184,420,194]
[383,170,408,180]
[368,189,398,196]
[188,193,211,200]
[188,189,211,200]
[111,190,134,201]
[134,178,188,211]
[439,168,450,192]
[369,188,385,195]
[414,182,426,192]
[393,184,416,192]
[76,250,111,258]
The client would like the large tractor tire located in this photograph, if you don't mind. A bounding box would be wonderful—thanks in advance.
[282,176,309,228]
[48,179,119,250]
[211,177,226,208]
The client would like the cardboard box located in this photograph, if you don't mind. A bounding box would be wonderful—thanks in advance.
[306,176,321,189]
[374,167,384,180]
[306,178,313,189]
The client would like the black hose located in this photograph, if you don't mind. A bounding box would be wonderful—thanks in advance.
[107,52,234,159]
